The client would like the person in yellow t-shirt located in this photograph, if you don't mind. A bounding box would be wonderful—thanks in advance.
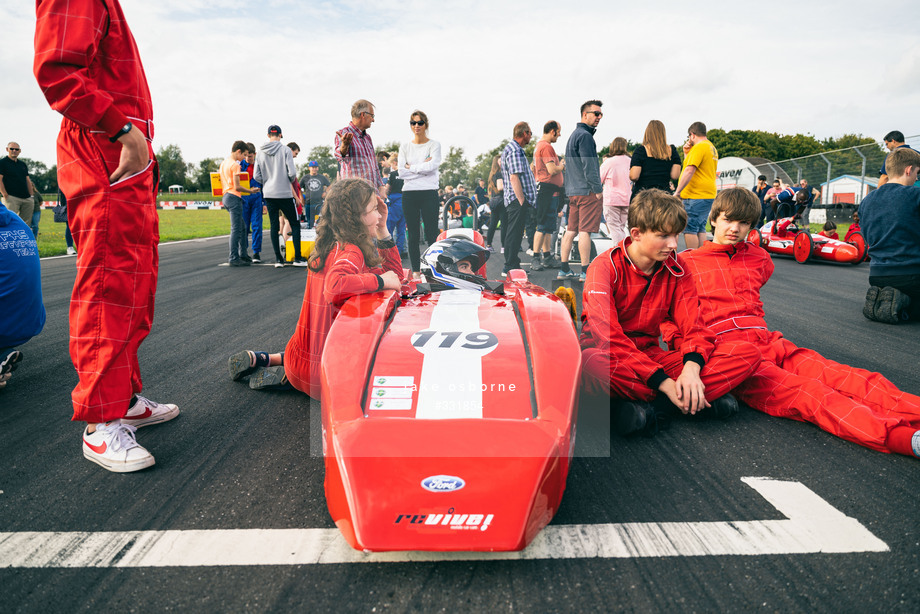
[674,122,718,249]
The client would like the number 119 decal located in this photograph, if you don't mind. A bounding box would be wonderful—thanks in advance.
[411,330,498,351]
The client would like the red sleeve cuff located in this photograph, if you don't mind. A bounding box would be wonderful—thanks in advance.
[98,106,131,138]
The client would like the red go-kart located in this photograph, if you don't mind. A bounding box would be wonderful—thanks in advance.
[747,217,867,265]
[319,214,581,552]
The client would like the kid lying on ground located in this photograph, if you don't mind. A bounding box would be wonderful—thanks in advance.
[661,187,920,458]
[580,188,760,436]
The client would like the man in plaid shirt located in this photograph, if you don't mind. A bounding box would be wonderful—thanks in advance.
[500,122,537,276]
[334,99,385,195]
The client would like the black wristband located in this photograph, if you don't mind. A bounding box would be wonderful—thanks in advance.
[683,352,705,369]
[375,274,384,292]
[647,368,668,391]
[377,238,396,250]
[109,122,133,143]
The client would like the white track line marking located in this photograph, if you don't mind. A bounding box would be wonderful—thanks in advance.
[0,478,887,567]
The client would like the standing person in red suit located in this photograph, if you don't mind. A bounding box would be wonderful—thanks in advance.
[580,189,760,436]
[34,0,178,473]
[662,187,920,458]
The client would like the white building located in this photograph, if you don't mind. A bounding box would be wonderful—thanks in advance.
[819,175,878,205]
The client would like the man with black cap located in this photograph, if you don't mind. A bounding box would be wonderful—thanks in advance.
[254,125,307,267]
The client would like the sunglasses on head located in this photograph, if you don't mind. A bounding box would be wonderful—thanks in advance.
[410,120,426,126]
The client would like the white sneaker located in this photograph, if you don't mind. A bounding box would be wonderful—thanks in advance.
[120,395,179,428]
[83,422,155,473]
[66,246,77,255]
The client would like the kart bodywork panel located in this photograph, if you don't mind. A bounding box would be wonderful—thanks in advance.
[320,277,581,552]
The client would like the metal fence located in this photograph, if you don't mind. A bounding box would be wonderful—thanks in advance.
[756,134,919,208]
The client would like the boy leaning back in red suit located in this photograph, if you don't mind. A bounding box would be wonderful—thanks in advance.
[662,187,920,458]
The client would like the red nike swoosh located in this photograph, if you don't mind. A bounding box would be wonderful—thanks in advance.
[85,439,107,454]
[126,408,152,420]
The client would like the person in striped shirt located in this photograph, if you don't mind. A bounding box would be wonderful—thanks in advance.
[334,100,385,197]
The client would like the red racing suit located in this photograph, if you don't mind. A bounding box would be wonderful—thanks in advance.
[663,240,920,452]
[285,242,402,398]
[580,240,759,401]
[35,0,159,423]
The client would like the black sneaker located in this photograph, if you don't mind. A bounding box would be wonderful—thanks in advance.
[240,255,253,263]
[531,259,545,271]
[863,286,880,321]
[875,287,911,324]
[611,399,653,436]
[707,393,740,420]
[252,253,261,263]
[249,366,289,390]
[229,260,250,267]
[228,351,257,381]
[0,349,23,374]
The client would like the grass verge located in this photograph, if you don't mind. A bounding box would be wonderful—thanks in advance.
[36,209,271,258]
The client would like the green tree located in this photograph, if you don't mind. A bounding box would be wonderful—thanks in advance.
[375,141,401,158]
[157,144,189,191]
[190,157,221,193]
[469,140,509,190]
[439,146,471,189]
[20,157,58,193]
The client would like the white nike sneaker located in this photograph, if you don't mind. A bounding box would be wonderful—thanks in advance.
[83,422,155,473]
[120,395,179,428]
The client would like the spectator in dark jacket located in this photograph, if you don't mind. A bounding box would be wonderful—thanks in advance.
[558,100,603,281]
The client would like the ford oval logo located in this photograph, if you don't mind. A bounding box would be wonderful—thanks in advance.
[421,475,465,492]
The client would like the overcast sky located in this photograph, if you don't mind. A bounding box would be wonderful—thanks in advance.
[3,0,919,169]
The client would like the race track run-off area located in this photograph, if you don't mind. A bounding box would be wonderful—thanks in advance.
[0,478,888,566]
[1,234,918,612]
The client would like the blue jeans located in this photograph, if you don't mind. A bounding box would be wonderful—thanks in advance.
[223,193,246,262]
[31,208,41,239]
[386,193,407,253]
[682,198,712,234]
[242,194,263,254]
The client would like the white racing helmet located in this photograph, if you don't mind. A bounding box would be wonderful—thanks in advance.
[422,237,491,291]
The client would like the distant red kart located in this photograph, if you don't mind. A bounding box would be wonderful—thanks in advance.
[320,227,581,552]
[747,217,867,265]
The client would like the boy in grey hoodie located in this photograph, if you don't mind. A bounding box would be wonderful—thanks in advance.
[254,125,307,267]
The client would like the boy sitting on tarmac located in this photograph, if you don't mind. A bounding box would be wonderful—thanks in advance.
[580,188,761,436]
[662,187,920,459]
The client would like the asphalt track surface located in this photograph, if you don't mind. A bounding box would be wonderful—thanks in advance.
[1,232,918,613]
